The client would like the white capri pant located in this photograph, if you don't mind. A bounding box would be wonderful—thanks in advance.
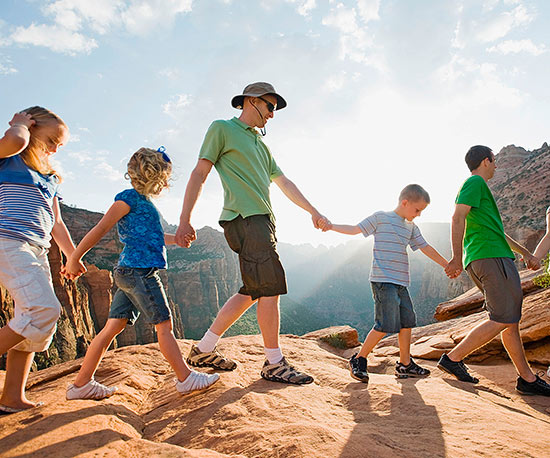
[0,237,61,352]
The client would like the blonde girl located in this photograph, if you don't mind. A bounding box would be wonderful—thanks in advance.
[0,107,81,414]
[64,148,219,399]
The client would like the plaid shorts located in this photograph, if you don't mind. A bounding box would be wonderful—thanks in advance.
[220,215,287,300]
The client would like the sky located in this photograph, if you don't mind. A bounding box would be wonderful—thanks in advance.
[1,0,549,246]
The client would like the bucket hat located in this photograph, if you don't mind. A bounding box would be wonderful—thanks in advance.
[231,82,287,110]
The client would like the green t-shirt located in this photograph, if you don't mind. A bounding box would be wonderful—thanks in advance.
[456,175,514,268]
[199,117,283,221]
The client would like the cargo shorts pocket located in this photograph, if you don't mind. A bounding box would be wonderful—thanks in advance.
[240,250,278,289]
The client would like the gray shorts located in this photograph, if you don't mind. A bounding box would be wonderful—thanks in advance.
[371,282,416,333]
[466,257,522,324]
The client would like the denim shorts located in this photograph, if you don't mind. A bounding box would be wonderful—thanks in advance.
[371,282,416,333]
[220,214,287,300]
[109,266,171,326]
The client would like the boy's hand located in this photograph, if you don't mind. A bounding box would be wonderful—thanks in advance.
[445,258,463,279]
[317,217,332,232]
[62,257,87,280]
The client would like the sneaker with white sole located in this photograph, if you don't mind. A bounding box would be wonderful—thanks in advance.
[186,344,237,371]
[66,379,117,400]
[260,357,314,385]
[175,371,220,394]
[395,358,431,378]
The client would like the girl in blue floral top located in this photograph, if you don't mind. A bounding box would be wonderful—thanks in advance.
[64,148,219,399]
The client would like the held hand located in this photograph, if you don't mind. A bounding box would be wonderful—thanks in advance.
[175,221,196,248]
[9,112,35,129]
[445,258,463,279]
[317,217,332,232]
[524,254,541,271]
[62,257,87,280]
[312,212,330,231]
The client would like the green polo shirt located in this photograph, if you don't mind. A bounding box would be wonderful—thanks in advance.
[456,175,514,268]
[199,117,283,221]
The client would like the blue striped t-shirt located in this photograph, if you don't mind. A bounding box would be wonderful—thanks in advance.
[358,211,427,287]
[0,183,59,248]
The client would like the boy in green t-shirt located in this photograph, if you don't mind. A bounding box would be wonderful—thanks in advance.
[439,145,550,396]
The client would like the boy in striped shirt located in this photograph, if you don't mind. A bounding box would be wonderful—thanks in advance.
[322,184,448,383]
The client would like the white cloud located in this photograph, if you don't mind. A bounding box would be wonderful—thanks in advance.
[0,55,17,75]
[122,0,192,34]
[436,55,524,108]
[10,23,98,55]
[158,68,181,80]
[356,0,380,24]
[451,19,465,50]
[323,4,358,34]
[67,150,93,164]
[322,3,384,70]
[95,161,123,181]
[323,71,347,92]
[487,38,547,56]
[6,0,193,55]
[162,94,192,118]
[476,4,535,43]
[286,0,316,17]
[45,0,124,34]
[482,0,500,13]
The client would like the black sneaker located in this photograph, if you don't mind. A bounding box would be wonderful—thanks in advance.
[516,374,550,396]
[437,353,479,383]
[349,353,369,383]
[395,358,431,378]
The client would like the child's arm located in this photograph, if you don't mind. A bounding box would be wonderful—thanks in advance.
[329,224,362,236]
[504,233,540,270]
[419,244,448,268]
[51,197,79,260]
[533,211,550,262]
[0,112,35,158]
[64,201,131,277]
[164,233,177,245]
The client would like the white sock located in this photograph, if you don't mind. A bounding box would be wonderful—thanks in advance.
[197,329,221,353]
[264,347,283,364]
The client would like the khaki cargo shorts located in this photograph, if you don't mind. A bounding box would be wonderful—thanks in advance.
[220,215,287,300]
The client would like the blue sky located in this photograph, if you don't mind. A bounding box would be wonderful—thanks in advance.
[1,0,549,246]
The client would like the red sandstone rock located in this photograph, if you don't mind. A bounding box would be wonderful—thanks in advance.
[303,325,361,348]
[1,334,549,457]
[434,269,543,321]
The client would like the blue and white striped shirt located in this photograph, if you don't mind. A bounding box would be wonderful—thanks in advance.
[0,183,58,248]
[358,211,427,287]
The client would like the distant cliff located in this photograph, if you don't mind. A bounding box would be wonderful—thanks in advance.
[490,142,550,249]
[2,142,547,367]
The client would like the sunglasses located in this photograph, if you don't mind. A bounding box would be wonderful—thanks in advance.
[257,96,276,113]
[156,146,171,163]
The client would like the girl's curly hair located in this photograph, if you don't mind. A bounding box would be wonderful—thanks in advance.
[126,147,172,197]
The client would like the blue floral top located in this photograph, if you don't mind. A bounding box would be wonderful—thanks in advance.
[115,189,167,268]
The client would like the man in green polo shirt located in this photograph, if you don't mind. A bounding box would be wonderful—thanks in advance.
[438,145,550,396]
[175,82,327,385]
